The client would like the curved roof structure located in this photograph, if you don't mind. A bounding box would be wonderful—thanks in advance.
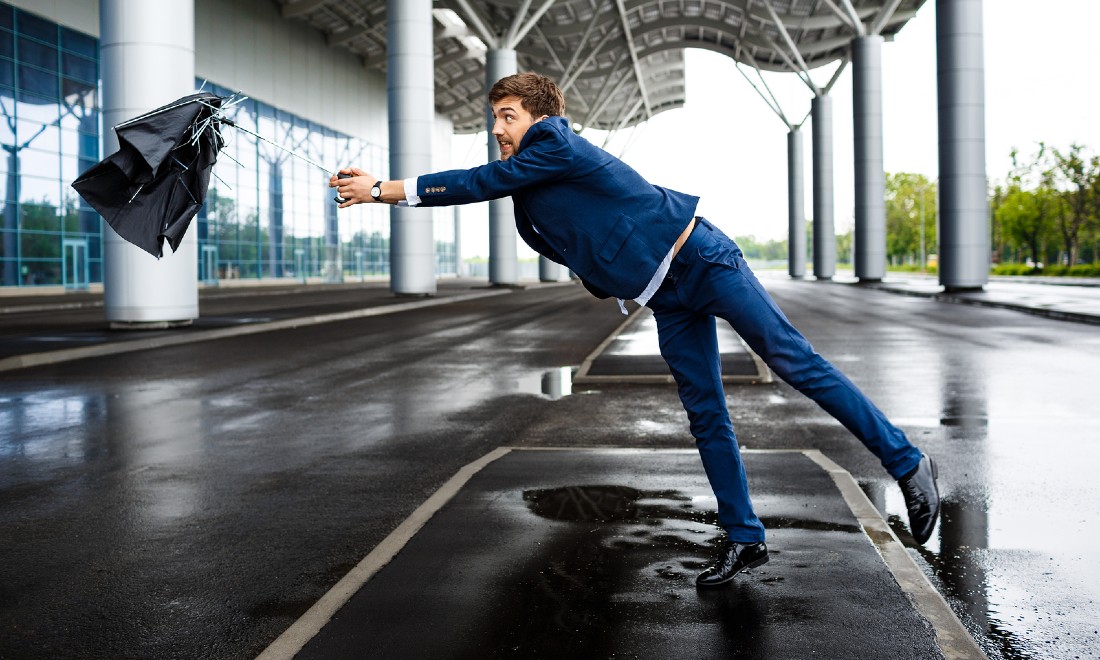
[278,0,926,133]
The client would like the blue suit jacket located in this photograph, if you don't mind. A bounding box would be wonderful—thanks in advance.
[416,116,699,299]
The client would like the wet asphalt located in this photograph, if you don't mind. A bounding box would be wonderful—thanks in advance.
[1,275,1099,659]
[295,449,941,660]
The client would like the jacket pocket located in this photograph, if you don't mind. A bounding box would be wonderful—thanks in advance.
[598,213,635,262]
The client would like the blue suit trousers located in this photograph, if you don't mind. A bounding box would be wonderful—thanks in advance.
[646,218,923,542]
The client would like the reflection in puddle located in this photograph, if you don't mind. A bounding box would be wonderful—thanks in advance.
[453,485,858,657]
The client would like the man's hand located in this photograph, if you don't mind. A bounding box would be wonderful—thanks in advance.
[329,167,376,208]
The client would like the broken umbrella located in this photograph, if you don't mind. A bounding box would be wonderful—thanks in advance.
[71,91,336,259]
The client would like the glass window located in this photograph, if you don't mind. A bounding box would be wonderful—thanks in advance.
[61,53,94,83]
[0,7,102,288]
[18,65,58,98]
[60,27,95,58]
[21,202,61,237]
[15,95,59,124]
[16,118,60,152]
[18,36,56,69]
[16,10,56,45]
[19,173,61,207]
[59,152,79,186]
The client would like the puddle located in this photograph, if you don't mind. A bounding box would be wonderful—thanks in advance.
[446,485,847,657]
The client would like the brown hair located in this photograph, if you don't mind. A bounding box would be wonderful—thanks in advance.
[488,72,566,118]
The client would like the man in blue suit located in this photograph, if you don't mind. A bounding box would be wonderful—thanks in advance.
[331,73,940,587]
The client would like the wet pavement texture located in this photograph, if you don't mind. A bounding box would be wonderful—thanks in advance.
[0,281,507,363]
[576,308,768,383]
[860,273,1100,326]
[2,276,1099,659]
[297,449,940,659]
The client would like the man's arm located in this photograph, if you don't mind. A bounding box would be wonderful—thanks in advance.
[329,120,574,209]
[328,168,409,208]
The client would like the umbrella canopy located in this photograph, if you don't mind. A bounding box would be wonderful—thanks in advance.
[72,92,227,258]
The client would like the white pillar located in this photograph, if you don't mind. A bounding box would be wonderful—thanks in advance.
[486,49,519,285]
[100,0,197,325]
[388,0,436,295]
[852,35,886,281]
[811,94,836,280]
[787,127,806,278]
[937,0,989,290]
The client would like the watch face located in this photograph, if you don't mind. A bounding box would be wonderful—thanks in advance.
[371,184,381,198]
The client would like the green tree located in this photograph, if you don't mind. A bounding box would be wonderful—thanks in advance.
[835,228,853,265]
[995,187,1046,266]
[994,147,1058,266]
[885,172,937,267]
[1050,144,1100,266]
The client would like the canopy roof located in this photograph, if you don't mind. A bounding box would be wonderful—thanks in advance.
[277,0,925,133]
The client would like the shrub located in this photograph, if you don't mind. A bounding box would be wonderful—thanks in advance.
[990,262,1100,277]
[991,263,1038,276]
[1068,263,1100,277]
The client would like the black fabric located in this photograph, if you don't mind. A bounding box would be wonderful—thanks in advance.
[72,92,225,258]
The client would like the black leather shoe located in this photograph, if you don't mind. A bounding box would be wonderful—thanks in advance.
[695,541,769,588]
[898,454,940,544]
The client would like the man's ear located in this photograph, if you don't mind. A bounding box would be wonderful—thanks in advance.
[537,115,549,122]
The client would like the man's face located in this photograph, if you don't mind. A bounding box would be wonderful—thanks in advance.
[491,96,547,160]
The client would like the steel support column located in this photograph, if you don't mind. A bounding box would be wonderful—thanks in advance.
[852,35,886,281]
[486,49,519,286]
[936,0,988,290]
[388,0,436,295]
[788,127,806,278]
[100,0,197,325]
[811,94,836,279]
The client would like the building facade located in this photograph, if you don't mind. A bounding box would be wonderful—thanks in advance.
[0,0,458,290]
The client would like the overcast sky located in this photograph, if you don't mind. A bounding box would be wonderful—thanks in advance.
[452,0,1100,257]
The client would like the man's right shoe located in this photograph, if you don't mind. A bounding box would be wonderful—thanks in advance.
[695,541,769,588]
[898,454,941,544]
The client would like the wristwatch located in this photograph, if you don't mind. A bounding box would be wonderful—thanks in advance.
[370,181,383,202]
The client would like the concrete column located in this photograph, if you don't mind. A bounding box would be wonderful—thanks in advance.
[787,127,806,278]
[937,0,989,290]
[811,94,835,279]
[100,0,197,325]
[538,258,570,282]
[852,35,886,281]
[454,207,465,277]
[388,0,436,295]
[486,49,519,285]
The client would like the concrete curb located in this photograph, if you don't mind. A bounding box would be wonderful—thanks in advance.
[803,450,986,660]
[864,283,1100,326]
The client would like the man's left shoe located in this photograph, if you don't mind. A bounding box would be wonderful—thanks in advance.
[695,541,769,588]
[898,453,941,544]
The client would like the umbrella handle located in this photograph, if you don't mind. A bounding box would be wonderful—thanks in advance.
[334,172,352,204]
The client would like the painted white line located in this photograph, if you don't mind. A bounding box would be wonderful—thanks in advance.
[256,447,513,660]
[802,449,987,660]
[0,289,511,373]
[258,446,981,659]
[572,306,771,385]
